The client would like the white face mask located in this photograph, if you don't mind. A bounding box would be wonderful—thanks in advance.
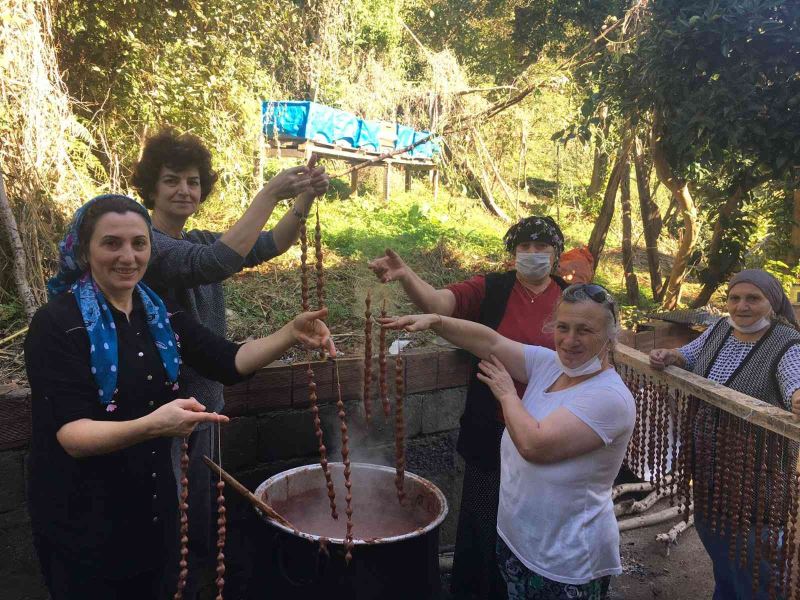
[727,316,770,334]
[516,252,551,280]
[555,342,608,378]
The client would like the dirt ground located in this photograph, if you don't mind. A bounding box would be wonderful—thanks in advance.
[614,517,714,600]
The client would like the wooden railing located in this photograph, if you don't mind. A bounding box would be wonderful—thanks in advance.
[613,343,800,598]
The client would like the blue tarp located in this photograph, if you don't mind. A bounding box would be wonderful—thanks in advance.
[262,100,440,159]
[356,119,381,152]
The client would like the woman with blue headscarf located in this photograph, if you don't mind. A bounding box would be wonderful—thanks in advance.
[24,195,334,600]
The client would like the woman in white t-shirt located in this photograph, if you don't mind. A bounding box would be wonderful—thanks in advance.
[382,283,635,599]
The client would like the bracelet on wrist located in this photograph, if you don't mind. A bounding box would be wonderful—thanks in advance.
[292,206,308,219]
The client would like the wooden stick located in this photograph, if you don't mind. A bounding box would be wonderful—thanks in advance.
[612,481,654,501]
[202,456,295,530]
[618,504,689,532]
[616,486,673,517]
[331,134,435,178]
[656,514,695,555]
[0,326,28,347]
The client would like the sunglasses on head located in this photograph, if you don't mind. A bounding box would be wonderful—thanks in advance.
[564,283,617,324]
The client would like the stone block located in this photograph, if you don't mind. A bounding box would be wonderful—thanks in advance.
[256,409,319,462]
[404,349,438,394]
[247,364,293,411]
[222,379,250,417]
[421,387,467,435]
[221,417,258,471]
[437,349,471,388]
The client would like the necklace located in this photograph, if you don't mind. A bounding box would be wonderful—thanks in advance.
[518,281,546,303]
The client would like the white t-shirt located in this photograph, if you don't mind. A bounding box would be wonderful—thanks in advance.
[497,345,636,585]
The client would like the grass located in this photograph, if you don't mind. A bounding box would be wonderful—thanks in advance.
[212,170,697,357]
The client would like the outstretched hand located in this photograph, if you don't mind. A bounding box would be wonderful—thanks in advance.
[149,397,229,438]
[378,313,441,333]
[367,249,409,283]
[261,165,321,201]
[476,354,517,404]
[292,308,337,356]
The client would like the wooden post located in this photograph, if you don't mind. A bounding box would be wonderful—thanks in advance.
[383,162,391,203]
[404,167,412,192]
[432,169,440,202]
[350,167,359,197]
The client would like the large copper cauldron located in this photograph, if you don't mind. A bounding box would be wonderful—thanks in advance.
[252,462,448,599]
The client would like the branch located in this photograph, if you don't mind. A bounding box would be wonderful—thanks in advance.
[330,133,435,178]
[0,169,37,321]
[618,504,688,531]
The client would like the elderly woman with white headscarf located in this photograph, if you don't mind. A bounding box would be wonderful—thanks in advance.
[650,269,800,600]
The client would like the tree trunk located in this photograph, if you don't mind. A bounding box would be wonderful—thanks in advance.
[587,104,610,196]
[690,186,745,308]
[588,135,633,266]
[0,169,37,321]
[633,137,664,300]
[651,117,697,310]
[620,159,640,304]
[455,148,510,222]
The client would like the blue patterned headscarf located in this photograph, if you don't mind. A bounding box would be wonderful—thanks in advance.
[47,195,181,407]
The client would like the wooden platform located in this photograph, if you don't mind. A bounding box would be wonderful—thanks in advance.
[264,136,439,201]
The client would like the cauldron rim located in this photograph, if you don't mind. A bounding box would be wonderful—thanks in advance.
[253,462,448,546]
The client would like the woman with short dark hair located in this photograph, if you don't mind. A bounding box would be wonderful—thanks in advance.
[132,128,329,596]
[25,195,334,600]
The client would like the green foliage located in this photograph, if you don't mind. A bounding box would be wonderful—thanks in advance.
[762,260,800,294]
[604,0,800,184]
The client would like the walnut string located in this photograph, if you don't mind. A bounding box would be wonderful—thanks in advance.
[657,383,669,496]
[653,381,663,492]
[174,437,190,600]
[379,299,390,420]
[333,359,354,563]
[214,423,226,600]
[300,218,309,312]
[728,417,745,564]
[710,411,729,534]
[738,423,756,569]
[363,291,373,423]
[717,413,733,541]
[752,430,769,598]
[394,347,406,504]
[300,217,337,518]
[646,377,657,489]
[668,386,680,506]
[314,204,324,311]
[636,373,647,478]
[769,436,789,598]
[627,369,644,476]
[677,392,693,522]
[785,471,800,599]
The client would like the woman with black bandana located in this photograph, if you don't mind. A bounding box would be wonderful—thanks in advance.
[368,215,569,599]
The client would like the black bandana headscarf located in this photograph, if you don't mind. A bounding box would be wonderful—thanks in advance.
[503,215,565,263]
